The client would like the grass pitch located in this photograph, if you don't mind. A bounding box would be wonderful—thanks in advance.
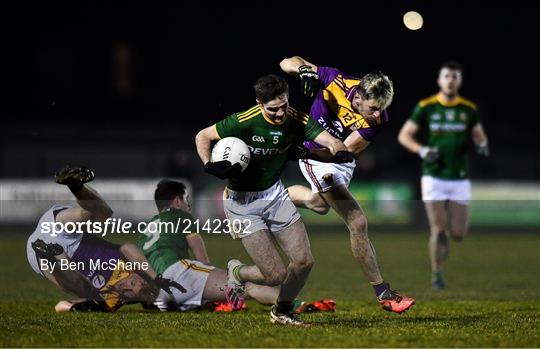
[1,229,539,347]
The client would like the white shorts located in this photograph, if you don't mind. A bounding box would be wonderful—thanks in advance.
[421,175,471,205]
[26,205,82,276]
[222,180,301,239]
[154,259,214,311]
[299,159,356,193]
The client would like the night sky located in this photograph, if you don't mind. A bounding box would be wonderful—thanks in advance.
[0,1,536,179]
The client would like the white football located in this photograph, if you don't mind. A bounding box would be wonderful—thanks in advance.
[211,137,251,172]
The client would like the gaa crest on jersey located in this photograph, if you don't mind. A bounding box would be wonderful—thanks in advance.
[252,135,265,143]
[446,110,455,121]
[431,113,441,121]
[460,112,467,122]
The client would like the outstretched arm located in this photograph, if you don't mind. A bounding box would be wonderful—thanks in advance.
[119,243,157,280]
[344,132,371,155]
[280,56,318,75]
[118,243,186,295]
[313,131,347,155]
[304,131,354,163]
[281,56,320,97]
[55,299,110,312]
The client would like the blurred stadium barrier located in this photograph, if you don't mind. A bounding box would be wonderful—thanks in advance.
[0,179,191,224]
[470,181,540,227]
[1,179,538,229]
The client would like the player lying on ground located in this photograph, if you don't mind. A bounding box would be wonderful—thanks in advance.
[398,61,489,290]
[27,166,183,312]
[134,179,335,313]
[196,74,352,326]
[280,56,414,313]
[55,176,335,313]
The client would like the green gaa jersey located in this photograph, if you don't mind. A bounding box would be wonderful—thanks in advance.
[136,208,194,275]
[410,93,480,179]
[215,105,324,191]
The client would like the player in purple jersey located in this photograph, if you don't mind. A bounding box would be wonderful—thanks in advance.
[280,56,414,313]
[26,166,183,312]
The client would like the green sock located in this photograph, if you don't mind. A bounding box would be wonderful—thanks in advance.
[291,299,303,312]
[232,265,243,283]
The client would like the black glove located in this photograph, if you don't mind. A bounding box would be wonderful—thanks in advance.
[70,300,109,312]
[155,274,187,294]
[332,151,355,163]
[298,65,320,98]
[287,145,311,161]
[418,146,440,163]
[204,160,242,179]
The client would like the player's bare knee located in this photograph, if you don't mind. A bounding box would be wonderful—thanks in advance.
[313,204,330,215]
[348,214,368,236]
[293,254,314,274]
[430,226,446,237]
[309,194,330,215]
[449,230,465,242]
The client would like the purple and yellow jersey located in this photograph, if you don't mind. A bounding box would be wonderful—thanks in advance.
[71,235,131,310]
[303,66,389,149]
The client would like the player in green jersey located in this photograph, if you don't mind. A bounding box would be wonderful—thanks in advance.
[398,62,489,290]
[196,74,352,326]
[136,179,280,311]
[137,179,337,313]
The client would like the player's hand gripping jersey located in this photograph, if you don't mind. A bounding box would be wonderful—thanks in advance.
[410,94,480,179]
[303,67,389,150]
[215,105,324,191]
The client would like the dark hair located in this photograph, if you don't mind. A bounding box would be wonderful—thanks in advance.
[154,179,186,212]
[253,74,289,103]
[441,61,463,73]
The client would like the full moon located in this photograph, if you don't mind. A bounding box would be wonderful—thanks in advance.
[403,11,423,30]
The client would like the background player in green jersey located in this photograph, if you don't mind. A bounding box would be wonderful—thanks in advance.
[196,74,352,326]
[398,61,490,290]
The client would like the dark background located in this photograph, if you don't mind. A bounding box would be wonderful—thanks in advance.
[1,1,537,189]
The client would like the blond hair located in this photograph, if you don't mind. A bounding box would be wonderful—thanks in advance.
[358,72,394,109]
